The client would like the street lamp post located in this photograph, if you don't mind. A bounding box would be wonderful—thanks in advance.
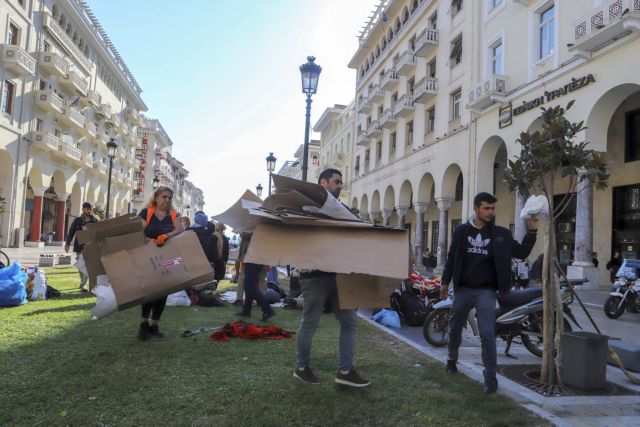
[299,56,322,182]
[105,138,118,219]
[256,183,263,198]
[266,152,276,195]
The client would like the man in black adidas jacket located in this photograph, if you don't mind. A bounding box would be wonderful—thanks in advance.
[440,192,538,394]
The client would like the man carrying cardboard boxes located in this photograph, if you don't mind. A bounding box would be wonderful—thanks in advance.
[293,169,370,387]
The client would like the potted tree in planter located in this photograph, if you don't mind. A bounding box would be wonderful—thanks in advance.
[505,101,608,385]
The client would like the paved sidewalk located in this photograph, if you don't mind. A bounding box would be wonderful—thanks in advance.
[2,245,67,266]
[359,309,640,427]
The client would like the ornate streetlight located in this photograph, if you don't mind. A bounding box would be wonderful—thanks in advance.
[299,56,322,181]
[105,138,118,218]
[266,152,276,195]
[256,183,263,198]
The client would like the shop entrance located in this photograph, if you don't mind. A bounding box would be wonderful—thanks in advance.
[613,184,640,261]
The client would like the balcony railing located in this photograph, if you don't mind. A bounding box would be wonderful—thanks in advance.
[414,29,439,58]
[0,44,35,76]
[81,89,101,108]
[30,131,60,152]
[60,143,82,163]
[60,106,85,130]
[569,0,640,52]
[83,155,94,169]
[467,74,508,112]
[393,94,415,118]
[357,97,372,114]
[42,13,93,73]
[394,51,416,76]
[95,103,112,118]
[37,51,67,77]
[59,71,88,96]
[125,107,141,125]
[412,77,437,104]
[380,109,398,129]
[83,122,97,137]
[380,68,399,91]
[106,113,121,128]
[356,130,369,146]
[97,162,108,175]
[366,120,382,138]
[34,90,64,114]
[368,85,385,104]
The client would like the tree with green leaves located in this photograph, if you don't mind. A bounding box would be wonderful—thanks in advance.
[505,101,608,385]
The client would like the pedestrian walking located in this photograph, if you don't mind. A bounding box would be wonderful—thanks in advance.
[188,211,214,249]
[440,192,538,394]
[294,168,370,387]
[206,222,229,282]
[235,261,275,322]
[607,251,622,283]
[64,202,97,292]
[137,186,184,341]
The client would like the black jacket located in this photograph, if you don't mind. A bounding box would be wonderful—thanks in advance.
[65,215,97,253]
[442,221,537,294]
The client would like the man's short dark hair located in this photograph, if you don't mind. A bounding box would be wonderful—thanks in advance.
[318,168,342,184]
[473,192,497,207]
[82,202,92,209]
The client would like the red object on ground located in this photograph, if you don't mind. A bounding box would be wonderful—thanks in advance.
[210,320,294,342]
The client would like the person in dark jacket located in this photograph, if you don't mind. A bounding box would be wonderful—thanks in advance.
[64,202,97,292]
[206,222,230,281]
[188,211,214,250]
[440,192,538,394]
[607,252,622,283]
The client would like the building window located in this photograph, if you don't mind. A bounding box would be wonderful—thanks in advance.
[376,141,382,161]
[390,132,397,154]
[625,108,640,162]
[431,221,439,254]
[355,156,360,173]
[409,35,417,51]
[538,4,554,59]
[6,22,19,45]
[378,105,383,117]
[490,40,504,75]
[428,58,437,78]
[451,89,462,119]
[408,77,415,95]
[451,0,463,17]
[391,91,398,106]
[450,36,463,67]
[429,11,438,29]
[451,218,462,235]
[426,107,435,133]
[454,173,463,201]
[36,118,43,131]
[365,149,370,169]
[1,81,15,115]
[490,0,502,9]
[406,120,414,145]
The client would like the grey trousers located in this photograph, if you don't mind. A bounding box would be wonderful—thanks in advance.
[448,286,497,377]
[296,275,358,371]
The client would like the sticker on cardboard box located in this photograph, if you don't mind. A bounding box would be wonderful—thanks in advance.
[163,257,184,268]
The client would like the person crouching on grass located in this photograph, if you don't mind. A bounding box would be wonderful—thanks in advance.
[137,186,184,341]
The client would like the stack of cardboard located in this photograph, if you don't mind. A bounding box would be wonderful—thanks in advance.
[79,214,213,316]
[216,175,409,309]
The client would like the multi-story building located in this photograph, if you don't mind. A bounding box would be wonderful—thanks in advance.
[313,102,355,205]
[0,0,204,247]
[348,0,640,288]
[276,140,321,183]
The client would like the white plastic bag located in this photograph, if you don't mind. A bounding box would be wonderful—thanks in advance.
[520,195,549,219]
[166,290,191,307]
[30,269,47,301]
[92,275,118,319]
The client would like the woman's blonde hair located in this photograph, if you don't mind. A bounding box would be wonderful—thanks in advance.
[147,186,174,209]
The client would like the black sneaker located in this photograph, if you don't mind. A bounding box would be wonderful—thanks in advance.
[446,359,458,375]
[149,324,165,338]
[235,311,251,317]
[293,367,320,384]
[260,311,276,322]
[483,376,498,394]
[138,321,151,341]
[335,368,370,387]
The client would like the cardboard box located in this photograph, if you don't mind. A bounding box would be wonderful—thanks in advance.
[76,214,145,289]
[101,231,213,310]
[244,221,408,309]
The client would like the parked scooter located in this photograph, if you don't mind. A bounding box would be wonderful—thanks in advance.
[603,259,640,319]
[423,283,583,357]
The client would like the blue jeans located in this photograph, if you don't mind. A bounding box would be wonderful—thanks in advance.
[242,263,273,315]
[296,275,358,371]
[448,286,497,377]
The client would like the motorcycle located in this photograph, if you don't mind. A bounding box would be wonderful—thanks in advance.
[603,259,640,319]
[422,283,583,357]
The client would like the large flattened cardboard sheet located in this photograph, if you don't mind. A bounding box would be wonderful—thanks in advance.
[244,221,408,279]
[336,274,399,309]
[212,190,262,233]
[101,231,213,310]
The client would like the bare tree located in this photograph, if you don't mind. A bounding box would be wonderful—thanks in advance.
[505,101,608,385]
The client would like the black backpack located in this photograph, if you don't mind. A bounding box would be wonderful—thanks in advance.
[390,282,428,326]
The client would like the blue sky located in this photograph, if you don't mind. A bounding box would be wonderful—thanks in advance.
[87,0,378,214]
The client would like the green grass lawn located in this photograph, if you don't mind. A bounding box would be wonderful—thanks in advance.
[0,267,548,426]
